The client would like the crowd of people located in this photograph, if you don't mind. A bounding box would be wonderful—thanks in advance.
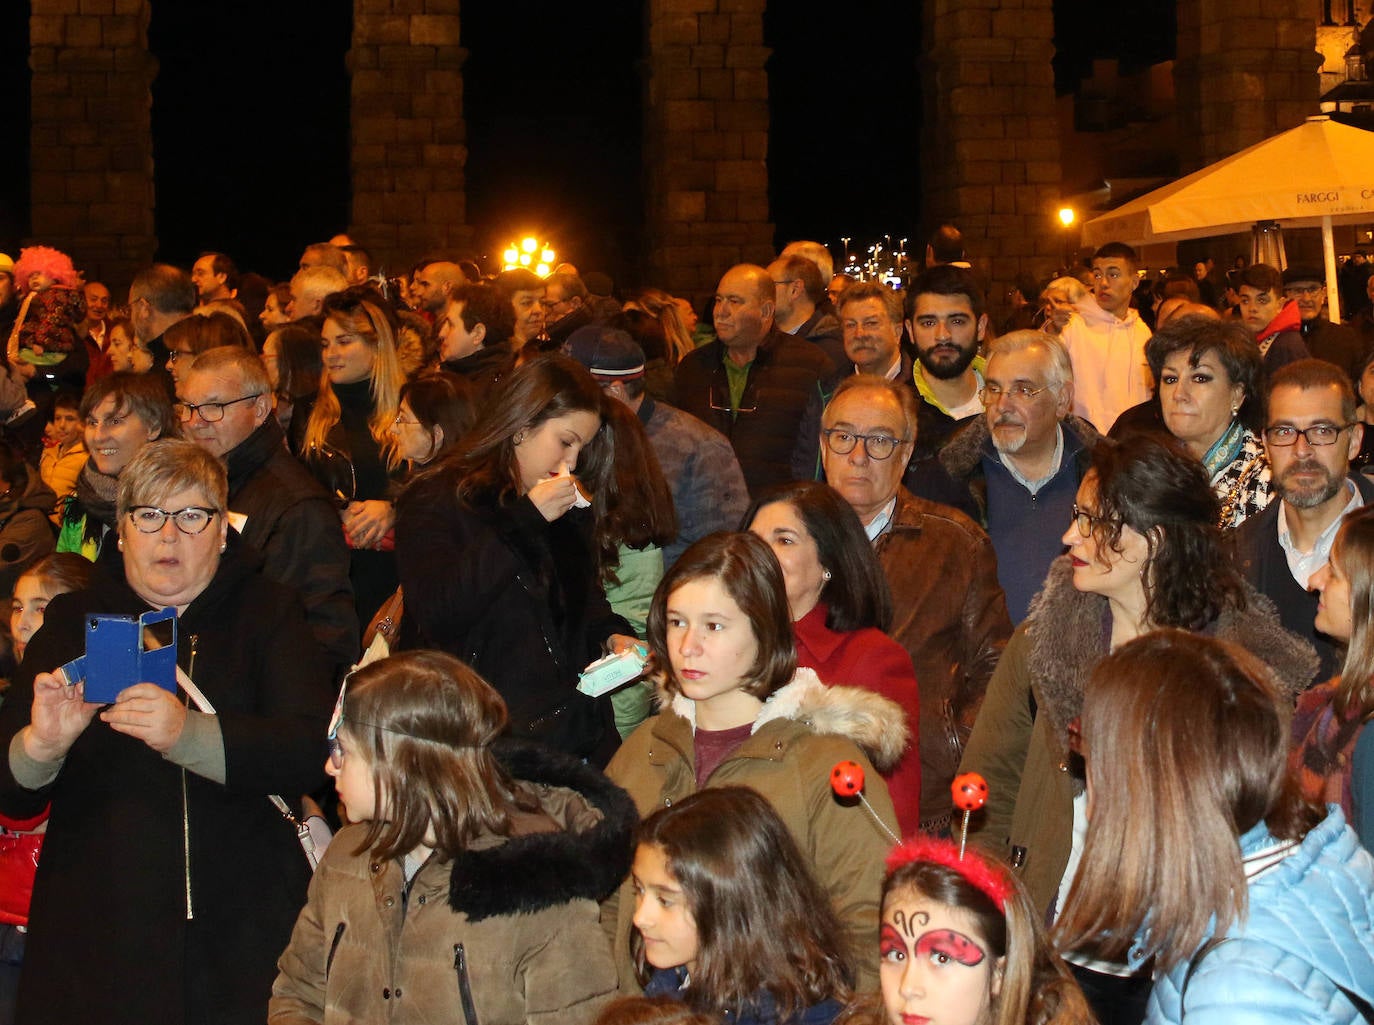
[0,225,1365,1025]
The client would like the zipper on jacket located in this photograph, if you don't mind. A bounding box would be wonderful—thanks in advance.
[325,922,345,979]
[182,634,198,920]
[454,943,480,1025]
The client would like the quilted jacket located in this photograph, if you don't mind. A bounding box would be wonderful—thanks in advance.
[1147,808,1374,1025]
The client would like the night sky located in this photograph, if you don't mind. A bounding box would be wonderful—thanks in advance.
[0,0,1173,287]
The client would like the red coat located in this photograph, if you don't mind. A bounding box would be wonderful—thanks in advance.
[794,602,921,834]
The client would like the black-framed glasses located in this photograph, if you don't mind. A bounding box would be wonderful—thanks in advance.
[709,382,756,416]
[980,382,1049,404]
[1263,423,1354,447]
[1070,502,1111,538]
[173,393,262,423]
[127,506,221,535]
[821,428,908,461]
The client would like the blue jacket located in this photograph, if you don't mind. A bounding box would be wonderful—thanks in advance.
[1147,808,1374,1025]
[644,967,843,1025]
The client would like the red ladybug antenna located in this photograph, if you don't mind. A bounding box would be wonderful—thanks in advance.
[829,761,900,844]
[950,772,988,858]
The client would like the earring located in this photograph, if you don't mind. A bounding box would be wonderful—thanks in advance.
[117,538,124,551]
[822,569,832,582]
[514,430,526,445]
[220,543,227,553]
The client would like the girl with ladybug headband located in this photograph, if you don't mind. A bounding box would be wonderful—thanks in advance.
[605,531,909,994]
[836,835,1092,1025]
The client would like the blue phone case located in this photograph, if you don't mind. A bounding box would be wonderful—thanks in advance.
[77,608,178,704]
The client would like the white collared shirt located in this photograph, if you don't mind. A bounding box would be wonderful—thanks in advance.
[864,496,898,542]
[998,425,1065,496]
[1278,480,1362,589]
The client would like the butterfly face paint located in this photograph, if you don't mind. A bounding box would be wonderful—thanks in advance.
[879,891,998,1025]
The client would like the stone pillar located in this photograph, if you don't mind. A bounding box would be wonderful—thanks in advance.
[349,0,472,271]
[919,0,1063,298]
[29,0,157,292]
[1176,0,1321,172]
[644,0,775,302]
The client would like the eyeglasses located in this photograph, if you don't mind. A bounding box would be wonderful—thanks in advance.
[980,382,1049,405]
[328,735,346,771]
[165,349,195,364]
[1263,423,1354,447]
[173,393,262,423]
[821,428,908,461]
[1070,502,1111,538]
[127,506,221,535]
[708,382,756,416]
[392,413,421,428]
[1285,284,1324,297]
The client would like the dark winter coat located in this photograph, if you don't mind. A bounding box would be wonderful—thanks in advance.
[270,741,636,1025]
[224,415,359,673]
[673,327,836,496]
[0,541,334,1025]
[395,469,632,762]
[0,465,55,598]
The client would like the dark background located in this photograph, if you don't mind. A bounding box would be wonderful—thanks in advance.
[0,0,1174,286]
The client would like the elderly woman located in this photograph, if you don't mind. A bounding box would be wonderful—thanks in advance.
[57,372,177,561]
[0,440,333,1025]
[1151,313,1270,528]
[1040,276,1089,337]
[958,433,1315,1024]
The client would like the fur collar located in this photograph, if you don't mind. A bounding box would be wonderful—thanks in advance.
[1025,557,1319,751]
[667,667,909,772]
[939,412,1099,481]
[446,739,637,922]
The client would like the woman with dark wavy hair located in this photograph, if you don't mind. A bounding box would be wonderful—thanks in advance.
[959,432,1316,1025]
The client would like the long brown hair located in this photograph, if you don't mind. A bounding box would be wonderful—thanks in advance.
[633,787,851,1019]
[341,651,535,861]
[1332,507,1374,721]
[1055,629,1321,971]
[594,399,677,585]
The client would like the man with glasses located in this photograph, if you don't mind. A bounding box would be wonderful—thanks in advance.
[937,332,1098,622]
[1284,266,1362,380]
[767,253,844,372]
[127,264,195,396]
[820,374,1011,833]
[177,346,357,676]
[541,272,593,349]
[674,263,835,495]
[1236,358,1372,682]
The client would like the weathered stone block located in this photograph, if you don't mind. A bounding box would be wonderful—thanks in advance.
[733,68,766,101]
[102,16,139,49]
[723,44,769,69]
[655,14,700,46]
[662,68,700,99]
[700,68,733,100]
[715,100,767,132]
[411,14,459,46]
[669,190,707,220]
[664,99,714,131]
[689,44,724,68]
[356,116,399,144]
[64,14,103,48]
[716,159,766,192]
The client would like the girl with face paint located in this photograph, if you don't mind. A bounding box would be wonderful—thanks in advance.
[836,840,1091,1025]
[630,787,852,1025]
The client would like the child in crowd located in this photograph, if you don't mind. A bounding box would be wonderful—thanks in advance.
[0,553,92,1025]
[269,650,634,1025]
[837,839,1092,1025]
[4,247,85,385]
[631,787,851,1025]
[37,394,85,525]
[605,532,905,993]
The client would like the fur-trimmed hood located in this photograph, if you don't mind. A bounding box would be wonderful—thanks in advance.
[447,739,637,922]
[1025,556,1320,751]
[938,411,1099,482]
[666,667,909,773]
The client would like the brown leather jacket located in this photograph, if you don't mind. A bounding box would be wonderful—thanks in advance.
[874,488,1012,829]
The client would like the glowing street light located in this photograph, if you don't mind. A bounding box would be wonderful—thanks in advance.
[503,235,558,272]
[1058,207,1076,227]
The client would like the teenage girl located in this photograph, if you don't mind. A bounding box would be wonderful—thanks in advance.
[631,786,851,1025]
[269,650,636,1025]
[0,553,91,1025]
[605,532,906,992]
[837,839,1092,1025]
